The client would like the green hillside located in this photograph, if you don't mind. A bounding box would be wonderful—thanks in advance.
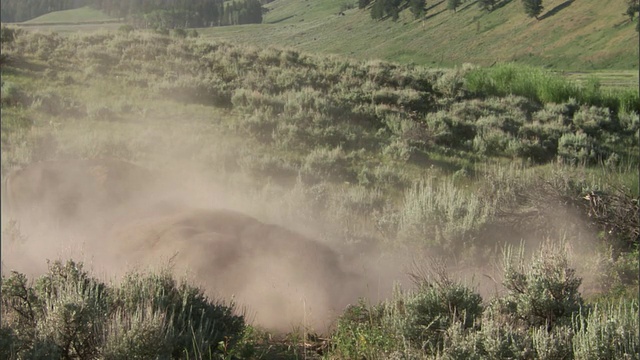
[1,29,638,357]
[22,6,116,24]
[199,0,639,70]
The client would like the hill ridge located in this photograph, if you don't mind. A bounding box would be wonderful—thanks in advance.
[199,0,639,70]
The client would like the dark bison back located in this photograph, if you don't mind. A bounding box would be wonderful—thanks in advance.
[108,208,362,331]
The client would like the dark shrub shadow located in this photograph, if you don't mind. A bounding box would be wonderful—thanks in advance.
[458,1,478,12]
[494,0,514,10]
[539,0,574,21]
[268,15,294,24]
[426,0,445,12]
[424,9,446,21]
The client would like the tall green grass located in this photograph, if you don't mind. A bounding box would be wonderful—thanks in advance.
[464,64,640,114]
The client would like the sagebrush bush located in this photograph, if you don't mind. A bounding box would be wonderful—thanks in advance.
[401,281,483,352]
[302,146,355,183]
[398,178,492,249]
[558,132,599,164]
[572,300,639,359]
[1,260,245,360]
[572,106,617,136]
[331,300,400,359]
[329,241,639,358]
[1,81,30,107]
[499,242,585,329]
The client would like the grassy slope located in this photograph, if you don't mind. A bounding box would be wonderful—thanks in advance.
[1,30,637,356]
[199,0,639,70]
[22,6,116,24]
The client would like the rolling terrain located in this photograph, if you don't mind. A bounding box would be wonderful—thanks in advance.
[23,6,117,24]
[10,0,640,70]
[0,0,638,358]
[200,0,639,69]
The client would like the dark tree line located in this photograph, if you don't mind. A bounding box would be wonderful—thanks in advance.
[362,0,493,21]
[0,0,263,27]
[93,0,263,28]
[1,0,88,22]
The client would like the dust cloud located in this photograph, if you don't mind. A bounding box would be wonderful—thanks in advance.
[0,152,606,332]
[0,157,410,332]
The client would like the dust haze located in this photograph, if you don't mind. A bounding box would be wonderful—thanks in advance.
[0,132,606,333]
[0,150,414,332]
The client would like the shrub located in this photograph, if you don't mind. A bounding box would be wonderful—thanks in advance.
[507,136,557,164]
[110,271,244,359]
[2,261,109,359]
[572,300,639,359]
[434,65,476,101]
[398,178,491,248]
[382,139,415,162]
[531,325,575,360]
[156,77,232,108]
[172,28,187,38]
[402,275,483,352]
[572,106,617,136]
[424,112,476,149]
[118,24,135,34]
[558,132,599,164]
[499,242,585,329]
[472,128,511,156]
[358,0,372,8]
[331,264,483,358]
[0,26,22,44]
[331,300,398,359]
[1,260,245,359]
[1,81,30,107]
[595,246,639,300]
[302,146,354,183]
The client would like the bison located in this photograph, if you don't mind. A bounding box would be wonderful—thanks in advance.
[1,159,365,331]
[108,208,363,331]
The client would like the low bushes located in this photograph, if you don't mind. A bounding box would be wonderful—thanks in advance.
[329,242,639,359]
[1,260,245,360]
[4,32,637,168]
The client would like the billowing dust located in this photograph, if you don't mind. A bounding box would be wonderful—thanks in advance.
[0,158,411,332]
[0,157,604,332]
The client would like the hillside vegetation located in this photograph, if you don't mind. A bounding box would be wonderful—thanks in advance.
[1,23,638,359]
[7,0,639,70]
[201,0,639,69]
[23,6,116,24]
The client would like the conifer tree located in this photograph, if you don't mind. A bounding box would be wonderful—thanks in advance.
[626,0,639,31]
[371,0,385,19]
[521,0,544,20]
[447,0,462,12]
[478,0,497,12]
[409,0,426,19]
[359,0,372,9]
